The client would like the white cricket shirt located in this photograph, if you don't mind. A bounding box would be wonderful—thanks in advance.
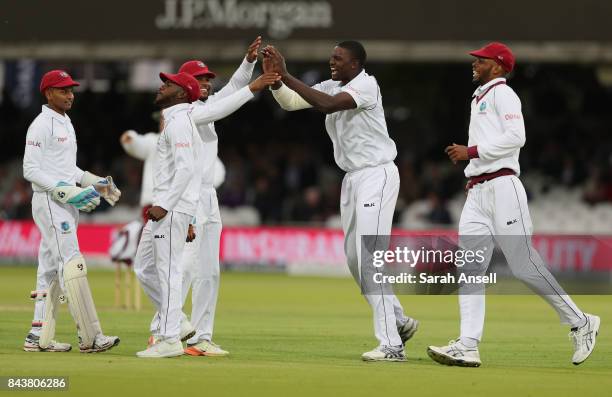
[191,85,253,188]
[153,103,203,217]
[121,131,159,206]
[191,57,255,186]
[313,69,397,172]
[464,77,526,177]
[189,57,255,221]
[23,105,85,192]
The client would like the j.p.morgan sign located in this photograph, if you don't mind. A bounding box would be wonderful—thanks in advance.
[155,0,333,39]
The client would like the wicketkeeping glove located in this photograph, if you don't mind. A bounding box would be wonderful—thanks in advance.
[93,176,122,206]
[81,171,122,206]
[52,182,101,212]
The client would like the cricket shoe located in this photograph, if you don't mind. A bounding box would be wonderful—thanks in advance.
[80,334,120,353]
[361,345,406,362]
[147,318,196,347]
[397,317,419,345]
[427,339,481,367]
[137,339,183,358]
[184,340,229,357]
[23,333,71,352]
[180,318,196,342]
[570,313,600,365]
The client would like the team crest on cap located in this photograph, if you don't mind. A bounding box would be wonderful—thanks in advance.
[197,62,205,67]
[59,71,68,78]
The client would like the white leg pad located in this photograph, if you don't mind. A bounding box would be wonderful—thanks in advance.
[38,277,61,349]
[63,255,102,348]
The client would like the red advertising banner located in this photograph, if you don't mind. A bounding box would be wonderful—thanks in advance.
[1,221,611,271]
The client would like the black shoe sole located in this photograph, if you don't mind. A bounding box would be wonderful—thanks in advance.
[181,331,196,343]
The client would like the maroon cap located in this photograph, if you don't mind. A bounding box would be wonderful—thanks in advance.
[178,60,217,79]
[159,72,201,103]
[469,42,515,73]
[40,70,80,93]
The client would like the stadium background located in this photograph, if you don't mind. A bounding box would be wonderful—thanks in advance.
[1,0,611,233]
[1,0,611,271]
[0,1,611,396]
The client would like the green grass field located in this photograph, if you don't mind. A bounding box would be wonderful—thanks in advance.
[0,266,610,397]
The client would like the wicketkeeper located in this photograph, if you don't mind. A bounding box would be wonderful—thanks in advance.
[22,70,121,353]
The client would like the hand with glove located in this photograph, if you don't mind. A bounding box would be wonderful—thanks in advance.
[52,182,101,212]
[81,171,122,206]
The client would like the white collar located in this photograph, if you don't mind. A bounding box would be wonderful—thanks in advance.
[42,105,70,124]
[343,69,366,86]
[161,102,191,120]
[473,77,506,97]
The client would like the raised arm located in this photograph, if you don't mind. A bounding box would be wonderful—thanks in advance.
[263,46,356,114]
[269,83,313,111]
[211,36,261,101]
[190,72,280,126]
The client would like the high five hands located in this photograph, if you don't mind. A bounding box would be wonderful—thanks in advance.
[261,45,288,77]
[248,72,281,92]
[246,36,262,63]
[240,37,281,92]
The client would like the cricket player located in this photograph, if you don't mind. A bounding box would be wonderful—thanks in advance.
[263,42,419,361]
[427,42,600,367]
[148,37,281,356]
[180,36,260,357]
[134,70,280,358]
[134,71,204,358]
[23,70,121,353]
[117,124,225,268]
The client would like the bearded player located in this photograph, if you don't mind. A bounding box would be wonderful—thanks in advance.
[427,42,600,367]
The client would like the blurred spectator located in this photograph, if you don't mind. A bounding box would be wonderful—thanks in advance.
[425,191,452,225]
[2,178,31,219]
[584,166,612,204]
[291,187,326,223]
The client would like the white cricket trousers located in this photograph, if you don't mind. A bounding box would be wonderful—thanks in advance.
[182,188,221,343]
[149,188,222,343]
[458,175,585,343]
[29,192,81,336]
[341,162,408,347]
[134,211,191,342]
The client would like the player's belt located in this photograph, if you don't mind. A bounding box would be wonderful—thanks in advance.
[467,168,515,190]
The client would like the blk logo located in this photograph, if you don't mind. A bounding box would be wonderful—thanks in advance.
[364,202,376,208]
[506,219,518,225]
[154,235,166,239]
